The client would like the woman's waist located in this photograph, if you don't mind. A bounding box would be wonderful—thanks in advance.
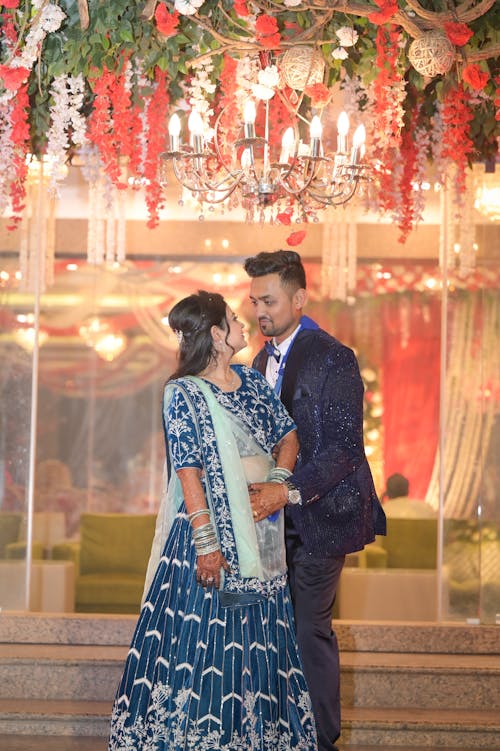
[239,453,273,483]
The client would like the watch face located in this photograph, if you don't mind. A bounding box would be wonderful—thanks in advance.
[288,488,301,505]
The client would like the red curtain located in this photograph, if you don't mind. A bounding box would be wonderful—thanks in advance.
[381,295,441,500]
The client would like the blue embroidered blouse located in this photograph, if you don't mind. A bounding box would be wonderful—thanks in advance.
[165,364,295,471]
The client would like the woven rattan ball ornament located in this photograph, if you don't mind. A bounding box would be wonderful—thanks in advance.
[280,46,325,90]
[408,31,455,77]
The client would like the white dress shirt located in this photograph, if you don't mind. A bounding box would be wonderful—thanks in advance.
[265,324,301,390]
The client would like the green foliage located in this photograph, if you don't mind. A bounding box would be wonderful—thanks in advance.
[0,0,498,158]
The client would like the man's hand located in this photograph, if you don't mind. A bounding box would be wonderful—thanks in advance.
[248,482,288,522]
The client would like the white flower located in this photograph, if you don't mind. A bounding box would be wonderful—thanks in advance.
[14,4,66,69]
[251,83,275,101]
[258,65,279,89]
[332,47,349,60]
[336,27,359,47]
[175,0,204,15]
[284,0,302,6]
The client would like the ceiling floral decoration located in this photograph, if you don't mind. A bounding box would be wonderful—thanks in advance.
[0,0,498,248]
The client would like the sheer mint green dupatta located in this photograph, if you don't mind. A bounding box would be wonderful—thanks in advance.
[143,376,272,603]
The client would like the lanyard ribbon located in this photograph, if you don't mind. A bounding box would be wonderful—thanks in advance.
[267,315,319,395]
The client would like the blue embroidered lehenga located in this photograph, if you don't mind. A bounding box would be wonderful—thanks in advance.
[108,365,317,751]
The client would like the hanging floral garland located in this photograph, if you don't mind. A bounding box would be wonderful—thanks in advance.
[0,0,498,248]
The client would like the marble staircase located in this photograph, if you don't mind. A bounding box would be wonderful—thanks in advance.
[0,614,499,747]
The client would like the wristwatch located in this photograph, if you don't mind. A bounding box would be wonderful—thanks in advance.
[284,479,302,505]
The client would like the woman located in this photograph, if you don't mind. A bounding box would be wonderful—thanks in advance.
[109,291,317,751]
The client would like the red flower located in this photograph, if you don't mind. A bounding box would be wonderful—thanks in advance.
[304,83,330,107]
[256,14,280,50]
[144,67,169,229]
[444,22,473,47]
[155,4,179,37]
[7,83,29,231]
[233,0,249,17]
[276,211,292,226]
[286,230,306,246]
[2,0,20,7]
[368,0,398,25]
[462,63,489,91]
[0,64,30,90]
[441,83,474,195]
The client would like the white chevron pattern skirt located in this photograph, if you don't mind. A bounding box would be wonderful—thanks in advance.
[108,515,317,750]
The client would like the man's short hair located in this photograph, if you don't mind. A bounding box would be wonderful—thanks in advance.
[385,473,409,499]
[244,250,306,290]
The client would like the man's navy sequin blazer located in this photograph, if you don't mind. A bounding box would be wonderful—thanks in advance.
[253,327,386,557]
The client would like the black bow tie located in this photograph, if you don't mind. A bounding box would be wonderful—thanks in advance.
[264,340,281,363]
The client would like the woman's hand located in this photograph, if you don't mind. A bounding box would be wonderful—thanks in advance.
[196,549,231,589]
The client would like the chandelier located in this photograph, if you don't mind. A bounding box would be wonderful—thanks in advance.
[163,100,369,221]
[79,317,127,362]
[474,166,500,222]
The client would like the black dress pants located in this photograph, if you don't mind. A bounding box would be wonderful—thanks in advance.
[286,518,345,751]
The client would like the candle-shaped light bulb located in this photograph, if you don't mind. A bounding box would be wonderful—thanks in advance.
[279,127,295,164]
[188,109,204,136]
[243,100,256,139]
[309,116,322,158]
[168,113,181,152]
[188,109,204,154]
[337,111,349,154]
[350,124,366,164]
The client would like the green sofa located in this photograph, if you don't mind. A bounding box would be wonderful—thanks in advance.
[344,517,500,621]
[0,511,45,560]
[52,512,156,614]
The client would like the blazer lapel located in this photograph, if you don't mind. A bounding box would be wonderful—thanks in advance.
[280,330,311,415]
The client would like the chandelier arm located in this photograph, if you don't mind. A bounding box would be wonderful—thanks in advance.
[278,158,326,197]
[171,154,246,200]
[306,179,360,207]
[191,181,244,204]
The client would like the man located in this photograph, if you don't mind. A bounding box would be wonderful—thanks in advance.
[244,250,386,751]
[382,473,436,518]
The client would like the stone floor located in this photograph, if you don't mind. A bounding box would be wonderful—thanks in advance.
[0,740,475,751]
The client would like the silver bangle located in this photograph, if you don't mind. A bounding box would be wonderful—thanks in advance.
[192,521,219,556]
[267,466,292,483]
[188,509,211,523]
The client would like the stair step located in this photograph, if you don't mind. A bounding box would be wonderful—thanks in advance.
[2,643,499,711]
[1,700,498,747]
[340,651,500,709]
[341,706,500,748]
[0,644,125,701]
[2,613,499,654]
[0,699,111,736]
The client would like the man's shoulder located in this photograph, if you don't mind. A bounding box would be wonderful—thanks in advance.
[296,327,354,359]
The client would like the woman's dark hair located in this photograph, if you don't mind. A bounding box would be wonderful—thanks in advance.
[168,291,231,380]
[244,250,306,290]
